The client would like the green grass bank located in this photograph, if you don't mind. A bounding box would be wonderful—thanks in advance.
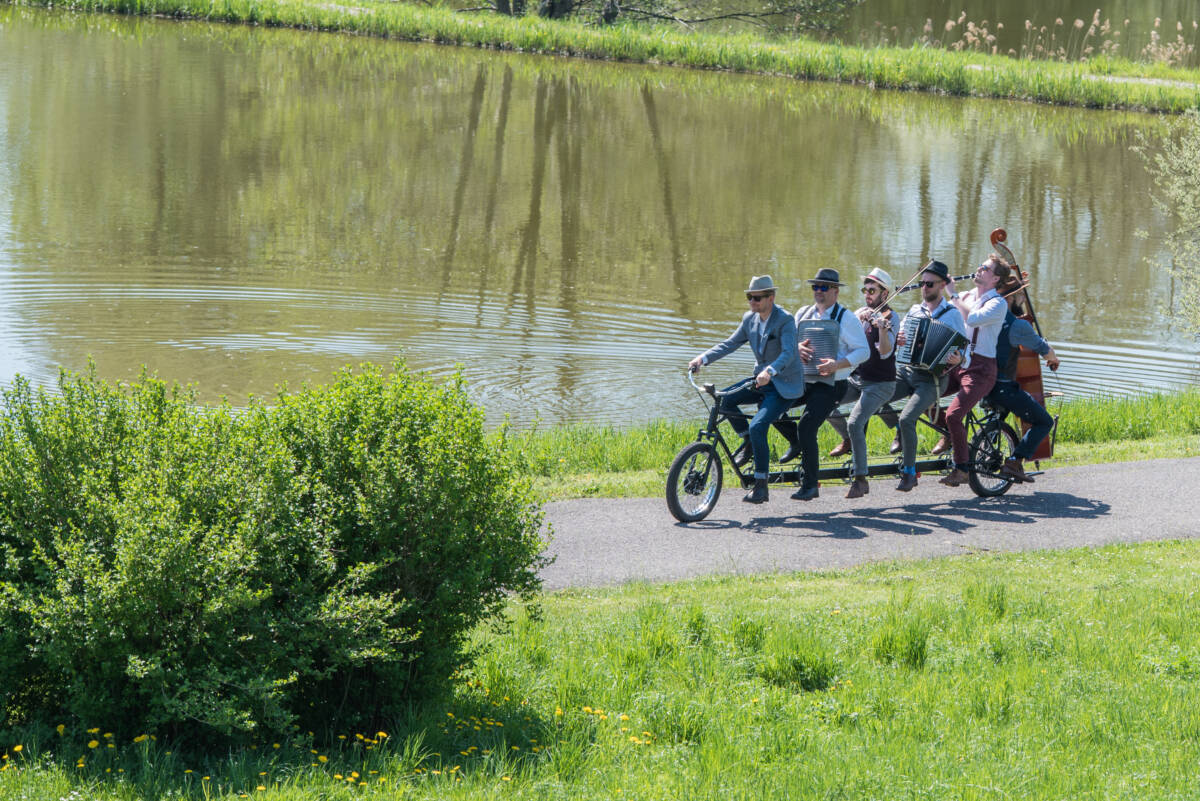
[9,0,1200,111]
[5,539,1200,798]
[509,388,1200,499]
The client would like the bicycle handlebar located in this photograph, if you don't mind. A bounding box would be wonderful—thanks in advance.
[686,370,756,398]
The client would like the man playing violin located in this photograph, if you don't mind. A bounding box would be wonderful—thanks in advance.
[688,275,805,504]
[825,267,898,499]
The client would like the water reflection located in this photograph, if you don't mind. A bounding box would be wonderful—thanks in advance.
[0,7,1195,427]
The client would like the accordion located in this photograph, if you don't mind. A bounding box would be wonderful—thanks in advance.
[896,315,968,376]
[797,319,840,385]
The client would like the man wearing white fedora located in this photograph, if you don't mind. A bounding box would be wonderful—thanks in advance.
[688,276,804,504]
[824,267,898,498]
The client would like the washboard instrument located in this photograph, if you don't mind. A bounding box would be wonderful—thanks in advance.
[797,319,840,386]
[896,315,967,377]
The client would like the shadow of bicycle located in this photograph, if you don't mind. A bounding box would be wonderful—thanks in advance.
[737,492,1110,540]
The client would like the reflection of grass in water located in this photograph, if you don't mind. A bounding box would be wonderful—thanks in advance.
[509,388,1200,498]
[8,0,1200,110]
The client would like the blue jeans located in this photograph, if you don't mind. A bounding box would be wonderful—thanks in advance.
[720,381,793,479]
[986,380,1054,460]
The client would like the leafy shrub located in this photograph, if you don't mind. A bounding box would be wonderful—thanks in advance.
[0,362,546,741]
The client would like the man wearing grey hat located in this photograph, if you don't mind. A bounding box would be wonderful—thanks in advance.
[824,267,898,498]
[688,276,804,504]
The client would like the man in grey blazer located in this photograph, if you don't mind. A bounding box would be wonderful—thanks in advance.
[688,275,805,504]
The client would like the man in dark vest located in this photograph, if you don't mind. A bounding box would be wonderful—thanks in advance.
[988,274,1061,482]
[825,268,897,498]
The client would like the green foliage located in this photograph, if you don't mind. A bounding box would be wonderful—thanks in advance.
[0,362,545,741]
[1136,108,1200,334]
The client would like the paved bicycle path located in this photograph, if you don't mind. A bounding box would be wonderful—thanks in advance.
[539,456,1200,590]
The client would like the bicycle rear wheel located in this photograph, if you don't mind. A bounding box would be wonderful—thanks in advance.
[968,421,1018,497]
[666,441,723,522]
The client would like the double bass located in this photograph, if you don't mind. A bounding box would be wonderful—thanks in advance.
[990,228,1055,461]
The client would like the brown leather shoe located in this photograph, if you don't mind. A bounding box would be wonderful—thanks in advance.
[828,439,852,458]
[1001,458,1028,482]
[896,473,918,492]
[889,434,902,454]
[930,435,950,455]
[846,476,869,498]
[939,468,969,487]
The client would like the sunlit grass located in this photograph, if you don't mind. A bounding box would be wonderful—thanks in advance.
[8,0,1200,110]
[7,540,1200,798]
[510,388,1200,498]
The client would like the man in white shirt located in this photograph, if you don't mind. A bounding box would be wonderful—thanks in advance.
[939,254,1012,487]
[776,268,869,501]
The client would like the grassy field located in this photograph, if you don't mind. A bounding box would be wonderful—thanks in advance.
[5,539,1200,798]
[509,388,1200,499]
[7,0,1200,111]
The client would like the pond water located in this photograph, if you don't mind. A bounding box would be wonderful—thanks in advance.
[0,7,1195,427]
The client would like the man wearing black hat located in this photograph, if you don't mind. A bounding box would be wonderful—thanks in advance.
[688,275,805,504]
[777,268,869,501]
[887,260,969,492]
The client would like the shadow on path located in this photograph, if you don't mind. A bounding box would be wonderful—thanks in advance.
[679,491,1110,541]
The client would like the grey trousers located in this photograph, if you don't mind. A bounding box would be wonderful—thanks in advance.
[885,365,947,471]
[827,376,897,477]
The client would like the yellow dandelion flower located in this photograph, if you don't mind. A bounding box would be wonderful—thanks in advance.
[376,731,387,739]
[106,744,115,749]
[511,746,520,751]
[272,743,280,749]
[317,755,328,763]
[502,776,511,782]
[431,770,441,775]
[256,786,265,791]
[619,714,629,721]
[56,725,65,735]
[351,772,360,779]
[334,774,343,780]
[87,740,99,749]
[258,772,266,777]
[203,776,211,781]
[11,745,21,753]
[582,706,592,713]
[185,770,193,774]
[103,733,113,739]
[555,707,563,716]
[87,728,99,734]
[133,735,148,743]
[378,778,386,784]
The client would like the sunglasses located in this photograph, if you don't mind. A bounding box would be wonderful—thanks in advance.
[918,280,940,288]
[746,293,772,302]
[861,285,882,294]
[811,284,833,292]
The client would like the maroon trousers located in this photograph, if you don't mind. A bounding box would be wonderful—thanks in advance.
[945,356,997,468]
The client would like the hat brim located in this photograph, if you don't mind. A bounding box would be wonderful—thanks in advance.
[862,276,890,290]
[806,279,847,287]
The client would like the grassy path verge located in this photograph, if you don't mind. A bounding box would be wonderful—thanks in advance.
[5,539,1200,798]
[8,0,1200,110]
[511,389,1200,499]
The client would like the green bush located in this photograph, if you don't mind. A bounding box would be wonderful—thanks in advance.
[0,362,546,742]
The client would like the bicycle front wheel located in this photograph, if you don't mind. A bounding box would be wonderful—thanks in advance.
[666,441,723,522]
[968,421,1019,497]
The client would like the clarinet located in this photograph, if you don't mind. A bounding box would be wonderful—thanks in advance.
[895,273,975,293]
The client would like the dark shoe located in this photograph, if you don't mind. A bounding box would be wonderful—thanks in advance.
[889,434,902,454]
[845,477,869,499]
[896,473,918,492]
[828,438,852,458]
[733,439,753,468]
[1001,458,1029,483]
[939,468,969,487]
[790,485,820,501]
[743,478,769,504]
[930,435,950,455]
[779,442,803,464]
